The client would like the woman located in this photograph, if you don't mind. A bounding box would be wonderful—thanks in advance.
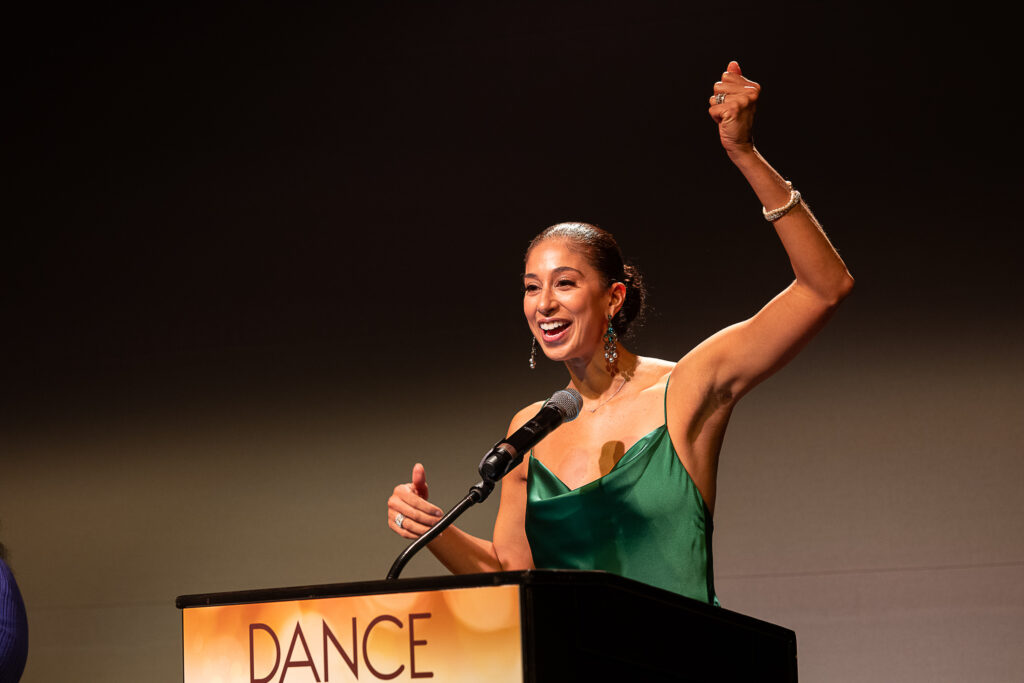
[386,61,853,604]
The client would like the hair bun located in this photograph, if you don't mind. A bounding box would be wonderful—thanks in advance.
[617,262,646,338]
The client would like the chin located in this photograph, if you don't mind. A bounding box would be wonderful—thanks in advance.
[538,348,567,364]
[542,345,588,365]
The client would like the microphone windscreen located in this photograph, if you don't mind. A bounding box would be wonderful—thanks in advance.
[546,387,582,422]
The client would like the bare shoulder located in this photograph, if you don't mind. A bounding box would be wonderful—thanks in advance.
[634,356,676,392]
[625,357,678,417]
[637,355,676,376]
[508,400,546,435]
[505,400,545,482]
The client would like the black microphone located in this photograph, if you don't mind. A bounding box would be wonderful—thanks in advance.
[478,388,582,483]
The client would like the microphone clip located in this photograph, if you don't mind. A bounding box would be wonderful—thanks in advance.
[478,441,522,485]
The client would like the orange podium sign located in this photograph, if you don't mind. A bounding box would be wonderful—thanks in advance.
[182,583,522,682]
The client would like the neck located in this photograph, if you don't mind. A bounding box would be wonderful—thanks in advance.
[564,344,636,399]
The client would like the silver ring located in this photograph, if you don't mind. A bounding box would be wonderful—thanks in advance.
[714,93,726,105]
[395,512,405,529]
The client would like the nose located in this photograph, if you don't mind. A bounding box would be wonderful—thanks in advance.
[537,285,557,316]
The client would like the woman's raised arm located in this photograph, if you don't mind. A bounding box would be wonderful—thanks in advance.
[690,61,854,401]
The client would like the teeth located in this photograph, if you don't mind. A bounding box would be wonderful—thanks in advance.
[540,321,568,331]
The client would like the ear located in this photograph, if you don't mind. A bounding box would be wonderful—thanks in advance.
[608,281,627,317]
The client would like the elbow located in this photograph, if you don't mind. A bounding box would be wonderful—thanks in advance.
[808,271,854,309]
[831,271,855,306]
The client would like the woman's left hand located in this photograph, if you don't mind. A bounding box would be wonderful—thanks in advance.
[709,60,760,157]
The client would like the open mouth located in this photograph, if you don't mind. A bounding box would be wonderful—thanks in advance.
[539,320,572,342]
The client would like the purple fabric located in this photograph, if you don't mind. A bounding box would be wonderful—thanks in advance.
[0,558,27,683]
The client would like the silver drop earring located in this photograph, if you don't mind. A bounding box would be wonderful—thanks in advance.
[529,337,538,369]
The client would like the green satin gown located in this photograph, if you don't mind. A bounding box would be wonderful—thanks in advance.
[525,378,718,604]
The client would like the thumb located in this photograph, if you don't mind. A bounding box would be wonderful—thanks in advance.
[411,463,429,499]
[727,60,742,75]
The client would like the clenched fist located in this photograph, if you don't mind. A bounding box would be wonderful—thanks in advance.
[709,60,760,157]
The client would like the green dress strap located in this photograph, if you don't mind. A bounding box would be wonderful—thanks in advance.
[525,375,718,604]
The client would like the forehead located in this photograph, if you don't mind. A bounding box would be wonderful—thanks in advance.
[523,239,593,276]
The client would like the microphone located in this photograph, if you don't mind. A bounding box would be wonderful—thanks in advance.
[478,388,582,483]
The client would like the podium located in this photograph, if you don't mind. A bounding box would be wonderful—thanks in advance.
[176,570,797,682]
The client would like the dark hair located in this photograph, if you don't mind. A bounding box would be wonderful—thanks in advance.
[526,222,647,337]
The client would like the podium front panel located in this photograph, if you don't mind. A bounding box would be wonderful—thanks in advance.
[182,583,522,682]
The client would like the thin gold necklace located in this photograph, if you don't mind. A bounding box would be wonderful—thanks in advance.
[587,375,628,413]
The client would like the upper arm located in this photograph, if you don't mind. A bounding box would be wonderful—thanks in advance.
[490,404,541,571]
[691,279,850,401]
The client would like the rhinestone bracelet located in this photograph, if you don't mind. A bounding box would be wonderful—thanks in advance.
[763,181,802,222]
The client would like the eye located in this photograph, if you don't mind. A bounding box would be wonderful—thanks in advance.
[523,283,540,293]
[556,278,577,287]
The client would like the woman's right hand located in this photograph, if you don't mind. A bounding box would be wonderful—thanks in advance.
[387,463,444,539]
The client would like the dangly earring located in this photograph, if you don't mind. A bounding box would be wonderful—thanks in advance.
[603,315,619,376]
[529,337,538,370]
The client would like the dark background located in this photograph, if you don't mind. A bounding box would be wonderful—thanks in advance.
[5,2,1014,423]
[3,3,1021,681]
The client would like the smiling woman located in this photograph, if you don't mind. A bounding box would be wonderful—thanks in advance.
[385,61,854,604]
[523,222,646,370]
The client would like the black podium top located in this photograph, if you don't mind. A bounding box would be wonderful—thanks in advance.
[177,568,723,609]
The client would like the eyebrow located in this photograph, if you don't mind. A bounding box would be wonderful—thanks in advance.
[522,266,585,280]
